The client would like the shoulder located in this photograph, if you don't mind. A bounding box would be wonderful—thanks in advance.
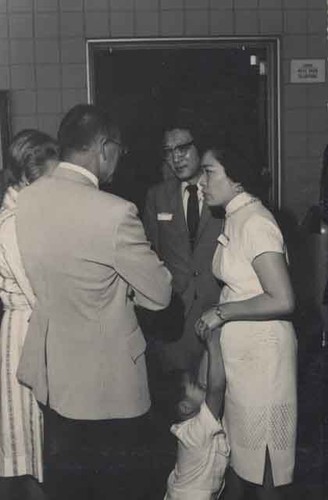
[147,178,178,198]
[243,204,281,237]
[241,204,284,257]
[97,191,137,216]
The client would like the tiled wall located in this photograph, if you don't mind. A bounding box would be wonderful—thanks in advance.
[0,0,327,220]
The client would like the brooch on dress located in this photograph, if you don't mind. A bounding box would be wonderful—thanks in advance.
[217,233,229,247]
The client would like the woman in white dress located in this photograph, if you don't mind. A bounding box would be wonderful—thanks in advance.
[0,129,58,499]
[196,147,297,500]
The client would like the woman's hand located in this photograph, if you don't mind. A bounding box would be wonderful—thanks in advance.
[195,307,223,341]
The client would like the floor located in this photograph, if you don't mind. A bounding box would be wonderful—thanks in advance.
[0,321,326,500]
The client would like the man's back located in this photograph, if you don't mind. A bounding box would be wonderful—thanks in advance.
[16,164,172,419]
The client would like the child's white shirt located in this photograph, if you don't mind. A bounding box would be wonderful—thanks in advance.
[164,401,230,500]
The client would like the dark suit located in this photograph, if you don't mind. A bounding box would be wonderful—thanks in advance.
[143,177,223,372]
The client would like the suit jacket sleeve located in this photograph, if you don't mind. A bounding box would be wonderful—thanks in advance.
[143,186,159,253]
[114,202,172,310]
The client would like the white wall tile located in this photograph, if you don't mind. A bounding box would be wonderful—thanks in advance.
[307,10,327,35]
[284,132,307,157]
[285,108,307,132]
[61,64,86,88]
[306,36,328,58]
[308,133,328,158]
[85,0,109,11]
[283,0,307,8]
[259,10,283,34]
[0,40,9,64]
[12,115,38,133]
[234,0,258,8]
[8,0,31,12]
[0,65,9,88]
[135,0,159,10]
[308,108,328,134]
[283,84,307,109]
[210,10,234,35]
[135,11,159,36]
[37,89,62,113]
[86,13,109,37]
[59,0,83,11]
[37,113,62,137]
[235,10,259,35]
[160,10,184,36]
[35,0,59,12]
[284,10,307,34]
[110,11,134,36]
[185,10,209,35]
[60,12,84,38]
[62,88,87,111]
[35,40,60,64]
[110,0,134,11]
[308,85,327,108]
[60,38,85,64]
[258,0,282,8]
[35,13,59,38]
[10,40,34,64]
[0,15,8,37]
[11,65,36,89]
[36,64,61,89]
[11,89,37,114]
[185,0,209,9]
[160,0,184,9]
[9,14,33,38]
[282,35,307,59]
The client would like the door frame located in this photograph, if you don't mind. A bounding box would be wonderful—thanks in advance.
[86,36,281,208]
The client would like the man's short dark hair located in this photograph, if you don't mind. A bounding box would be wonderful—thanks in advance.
[58,104,119,160]
[163,113,201,150]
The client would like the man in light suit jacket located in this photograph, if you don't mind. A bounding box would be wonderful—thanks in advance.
[16,104,172,500]
[143,125,223,403]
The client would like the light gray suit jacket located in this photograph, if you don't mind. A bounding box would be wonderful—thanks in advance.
[143,177,223,371]
[16,163,172,420]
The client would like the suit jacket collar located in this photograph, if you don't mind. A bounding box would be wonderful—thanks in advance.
[54,162,99,188]
[164,177,212,249]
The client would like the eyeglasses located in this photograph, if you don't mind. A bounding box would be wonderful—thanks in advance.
[162,140,194,161]
[107,139,129,157]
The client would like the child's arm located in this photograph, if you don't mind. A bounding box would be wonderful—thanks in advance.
[205,331,226,420]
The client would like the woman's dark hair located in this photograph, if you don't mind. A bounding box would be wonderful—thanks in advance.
[8,129,58,185]
[205,146,263,197]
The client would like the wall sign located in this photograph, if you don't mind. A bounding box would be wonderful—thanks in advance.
[290,59,326,83]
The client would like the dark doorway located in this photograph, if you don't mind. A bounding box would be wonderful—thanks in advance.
[87,38,279,213]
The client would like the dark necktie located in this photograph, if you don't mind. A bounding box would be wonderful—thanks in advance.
[186,184,200,250]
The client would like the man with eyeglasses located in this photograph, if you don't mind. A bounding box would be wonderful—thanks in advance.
[15,104,172,500]
[143,124,223,418]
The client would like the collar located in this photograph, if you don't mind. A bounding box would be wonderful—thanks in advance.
[58,162,99,188]
[225,191,257,216]
[181,180,204,199]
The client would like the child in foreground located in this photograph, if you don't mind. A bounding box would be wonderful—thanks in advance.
[164,327,229,500]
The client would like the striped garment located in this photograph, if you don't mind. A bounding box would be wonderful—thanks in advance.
[0,188,43,481]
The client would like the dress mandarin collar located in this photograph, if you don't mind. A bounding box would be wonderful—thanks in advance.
[225,191,257,217]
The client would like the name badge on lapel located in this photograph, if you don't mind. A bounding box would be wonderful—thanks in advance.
[157,212,173,221]
[217,233,229,246]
